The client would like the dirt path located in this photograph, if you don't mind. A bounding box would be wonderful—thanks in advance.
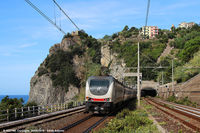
[157,39,174,63]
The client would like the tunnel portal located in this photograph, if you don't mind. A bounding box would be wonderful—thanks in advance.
[141,87,157,97]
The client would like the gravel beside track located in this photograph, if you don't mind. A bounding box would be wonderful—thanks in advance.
[145,98,200,132]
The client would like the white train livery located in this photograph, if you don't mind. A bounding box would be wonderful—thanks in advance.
[85,76,137,113]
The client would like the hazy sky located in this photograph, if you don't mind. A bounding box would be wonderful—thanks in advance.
[0,0,200,95]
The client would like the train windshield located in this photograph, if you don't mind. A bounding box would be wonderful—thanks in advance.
[89,79,110,95]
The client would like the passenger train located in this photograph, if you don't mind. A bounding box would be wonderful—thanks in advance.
[85,76,137,113]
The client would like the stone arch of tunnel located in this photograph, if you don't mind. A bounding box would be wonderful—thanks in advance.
[141,87,157,97]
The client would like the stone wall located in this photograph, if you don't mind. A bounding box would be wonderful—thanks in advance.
[158,74,200,105]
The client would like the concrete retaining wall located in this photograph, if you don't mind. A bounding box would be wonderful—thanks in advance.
[158,74,200,105]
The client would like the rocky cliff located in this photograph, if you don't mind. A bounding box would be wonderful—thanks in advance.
[29,34,81,105]
[28,32,101,105]
[101,42,126,82]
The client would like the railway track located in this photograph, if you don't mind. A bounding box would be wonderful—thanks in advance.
[0,105,85,132]
[58,113,109,133]
[59,101,132,133]
[144,98,200,132]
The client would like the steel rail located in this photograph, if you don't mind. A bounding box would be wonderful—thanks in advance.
[59,100,132,132]
[58,114,93,132]
[145,98,200,132]
[157,99,200,112]
[150,99,200,121]
[83,101,130,132]
[0,105,85,131]
[83,115,109,133]
[13,108,86,131]
[157,100,200,117]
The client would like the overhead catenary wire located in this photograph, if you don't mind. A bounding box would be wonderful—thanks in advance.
[25,0,66,35]
[54,2,56,24]
[143,0,150,38]
[59,7,62,28]
[145,0,150,27]
[52,0,80,31]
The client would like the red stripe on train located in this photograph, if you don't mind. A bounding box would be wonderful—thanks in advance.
[91,98,105,101]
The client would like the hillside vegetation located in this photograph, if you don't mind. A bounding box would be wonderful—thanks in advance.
[102,24,200,84]
[161,25,200,83]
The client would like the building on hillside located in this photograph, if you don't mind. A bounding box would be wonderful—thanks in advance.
[141,26,159,39]
[179,22,195,29]
[71,30,85,36]
[71,30,79,36]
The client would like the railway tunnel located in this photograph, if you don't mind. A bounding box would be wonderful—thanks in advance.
[141,81,158,97]
[141,87,157,97]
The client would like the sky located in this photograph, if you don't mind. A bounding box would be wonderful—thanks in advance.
[0,0,200,95]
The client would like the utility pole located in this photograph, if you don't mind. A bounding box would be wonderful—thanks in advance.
[162,71,164,85]
[137,42,140,107]
[172,59,174,95]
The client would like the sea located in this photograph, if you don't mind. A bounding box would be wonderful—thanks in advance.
[0,95,29,104]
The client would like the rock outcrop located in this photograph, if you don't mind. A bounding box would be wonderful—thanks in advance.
[101,43,125,82]
[29,70,79,105]
[28,34,81,105]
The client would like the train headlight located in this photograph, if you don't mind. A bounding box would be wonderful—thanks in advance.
[86,97,91,101]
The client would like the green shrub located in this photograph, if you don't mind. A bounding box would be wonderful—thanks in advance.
[96,108,158,133]
[175,50,200,83]
[103,35,112,41]
[67,101,74,108]
[25,101,37,107]
[62,33,72,40]
[0,96,24,121]
[86,62,101,80]
[80,32,101,64]
[38,67,48,76]
[177,36,200,62]
[0,96,24,110]
[167,96,198,107]
[166,95,176,102]
[44,50,80,92]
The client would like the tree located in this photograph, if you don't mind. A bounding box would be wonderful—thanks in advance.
[103,35,112,41]
[129,27,137,32]
[112,33,118,39]
[167,33,175,39]
[159,34,168,43]
[0,96,24,110]
[122,25,129,32]
[178,36,200,62]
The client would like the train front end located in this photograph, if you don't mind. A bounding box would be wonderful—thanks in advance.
[85,76,113,113]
